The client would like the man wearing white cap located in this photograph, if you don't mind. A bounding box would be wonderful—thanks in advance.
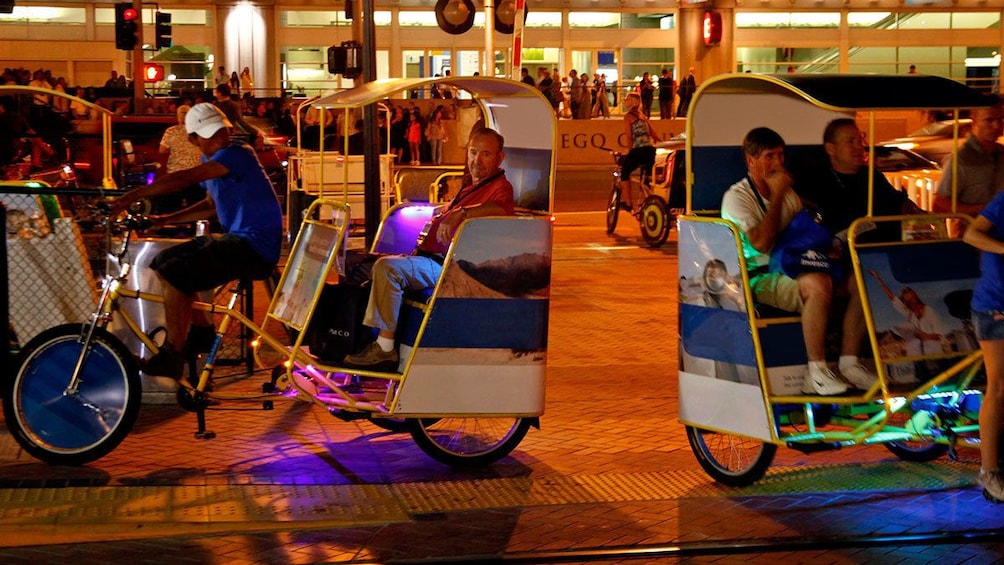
[111,103,283,379]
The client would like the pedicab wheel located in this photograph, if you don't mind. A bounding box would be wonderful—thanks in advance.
[685,425,776,487]
[639,195,670,247]
[605,184,621,235]
[408,417,532,466]
[2,324,141,465]
[882,410,950,462]
[884,440,949,462]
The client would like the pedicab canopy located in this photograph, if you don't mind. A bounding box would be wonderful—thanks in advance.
[309,77,555,214]
[686,73,995,213]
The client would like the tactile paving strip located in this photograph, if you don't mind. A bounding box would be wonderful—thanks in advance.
[0,460,978,547]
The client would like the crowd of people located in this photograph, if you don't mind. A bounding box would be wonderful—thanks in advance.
[301,98,454,166]
[518,65,697,120]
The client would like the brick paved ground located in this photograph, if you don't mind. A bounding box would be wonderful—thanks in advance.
[0,211,1002,564]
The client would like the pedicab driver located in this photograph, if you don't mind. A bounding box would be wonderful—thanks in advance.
[110,103,283,379]
[344,127,515,370]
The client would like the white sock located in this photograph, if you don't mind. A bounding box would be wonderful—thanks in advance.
[838,355,857,370]
[376,336,395,352]
[808,361,828,372]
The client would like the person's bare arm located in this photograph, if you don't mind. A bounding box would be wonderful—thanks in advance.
[110,160,227,217]
[964,214,1004,254]
[744,168,792,253]
[931,194,985,215]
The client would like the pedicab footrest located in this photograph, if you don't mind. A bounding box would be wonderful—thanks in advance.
[786,441,842,454]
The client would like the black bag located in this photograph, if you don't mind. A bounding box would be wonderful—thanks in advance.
[306,283,374,363]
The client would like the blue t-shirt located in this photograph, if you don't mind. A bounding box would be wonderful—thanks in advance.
[203,142,283,264]
[973,190,1004,312]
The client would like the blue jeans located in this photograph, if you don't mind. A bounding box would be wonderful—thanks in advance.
[974,310,1004,341]
[363,254,442,333]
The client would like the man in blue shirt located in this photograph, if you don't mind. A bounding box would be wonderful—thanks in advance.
[112,103,283,378]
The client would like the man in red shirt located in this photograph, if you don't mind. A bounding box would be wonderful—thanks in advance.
[344,127,515,370]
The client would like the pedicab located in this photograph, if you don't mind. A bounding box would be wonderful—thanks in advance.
[677,74,989,486]
[4,76,555,467]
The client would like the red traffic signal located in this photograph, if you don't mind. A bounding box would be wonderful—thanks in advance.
[114,3,138,51]
[703,10,722,46]
[144,63,165,82]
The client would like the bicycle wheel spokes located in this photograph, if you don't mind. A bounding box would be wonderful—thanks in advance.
[4,325,141,464]
[409,416,531,466]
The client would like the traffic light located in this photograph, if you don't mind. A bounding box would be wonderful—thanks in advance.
[702,10,722,46]
[327,41,362,79]
[114,3,138,51]
[155,12,172,49]
[144,63,164,82]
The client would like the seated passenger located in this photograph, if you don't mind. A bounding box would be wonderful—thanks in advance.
[721,127,875,396]
[343,127,515,370]
[795,118,920,242]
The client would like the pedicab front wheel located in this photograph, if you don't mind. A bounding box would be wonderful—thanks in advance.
[685,425,776,487]
[408,416,532,466]
[3,324,142,466]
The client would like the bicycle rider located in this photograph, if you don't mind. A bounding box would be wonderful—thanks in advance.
[618,91,661,210]
[110,103,283,380]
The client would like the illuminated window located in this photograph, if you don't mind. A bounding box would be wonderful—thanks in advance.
[0,6,85,24]
[525,11,560,28]
[952,12,1000,29]
[94,7,207,25]
[281,10,389,27]
[568,12,619,29]
[898,13,951,29]
[399,11,439,27]
[735,12,839,28]
[622,13,674,30]
[847,13,890,28]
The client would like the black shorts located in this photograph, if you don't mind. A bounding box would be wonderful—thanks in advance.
[621,146,656,180]
[150,234,275,295]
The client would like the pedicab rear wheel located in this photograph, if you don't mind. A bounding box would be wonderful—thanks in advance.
[882,410,950,462]
[685,425,776,486]
[639,195,670,247]
[605,184,621,235]
[408,416,532,466]
[884,440,949,462]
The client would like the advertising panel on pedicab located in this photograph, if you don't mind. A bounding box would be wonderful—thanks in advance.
[856,237,981,385]
[273,221,340,330]
[678,219,773,438]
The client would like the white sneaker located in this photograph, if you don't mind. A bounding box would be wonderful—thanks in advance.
[802,365,848,396]
[841,363,878,390]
